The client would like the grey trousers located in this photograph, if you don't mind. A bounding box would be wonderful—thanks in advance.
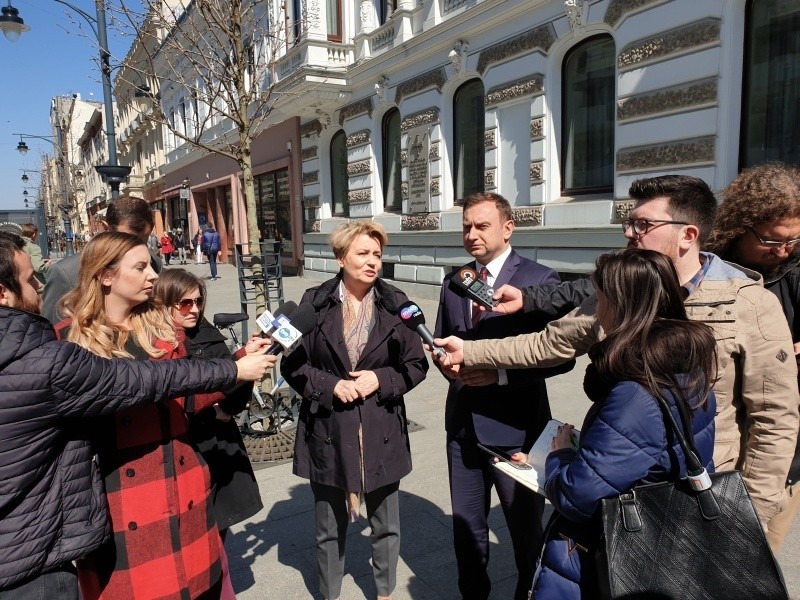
[311,481,401,599]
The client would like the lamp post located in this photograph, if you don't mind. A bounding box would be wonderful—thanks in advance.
[20,169,50,257]
[0,1,131,199]
[15,133,75,256]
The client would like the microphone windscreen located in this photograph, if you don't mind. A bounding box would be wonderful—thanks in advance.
[397,300,425,329]
[287,302,317,335]
[274,300,298,319]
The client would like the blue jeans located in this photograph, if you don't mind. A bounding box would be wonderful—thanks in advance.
[0,564,78,600]
[208,251,218,279]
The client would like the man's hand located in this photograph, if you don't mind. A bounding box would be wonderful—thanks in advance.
[794,341,800,371]
[235,353,277,381]
[349,370,379,398]
[432,336,465,368]
[460,368,498,387]
[477,284,523,315]
[334,379,361,403]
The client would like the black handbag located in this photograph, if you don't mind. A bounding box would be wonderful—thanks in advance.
[596,393,789,600]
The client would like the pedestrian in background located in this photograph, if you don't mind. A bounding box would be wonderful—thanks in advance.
[56,232,275,600]
[174,228,189,265]
[706,161,800,552]
[19,223,49,285]
[154,268,263,537]
[194,227,205,264]
[281,221,428,600]
[202,222,221,280]
[160,230,174,266]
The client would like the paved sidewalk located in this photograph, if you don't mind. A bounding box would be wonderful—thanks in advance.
[179,261,800,599]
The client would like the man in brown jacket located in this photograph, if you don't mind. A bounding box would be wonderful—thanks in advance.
[435,175,800,540]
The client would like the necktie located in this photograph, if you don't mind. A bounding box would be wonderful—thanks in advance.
[471,267,489,329]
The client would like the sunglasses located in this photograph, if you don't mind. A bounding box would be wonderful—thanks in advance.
[175,296,204,315]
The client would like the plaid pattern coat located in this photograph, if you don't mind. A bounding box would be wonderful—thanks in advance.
[63,332,227,600]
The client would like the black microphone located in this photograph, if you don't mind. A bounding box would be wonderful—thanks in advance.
[266,302,316,355]
[397,300,445,358]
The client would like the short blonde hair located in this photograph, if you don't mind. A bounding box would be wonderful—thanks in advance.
[329,221,388,259]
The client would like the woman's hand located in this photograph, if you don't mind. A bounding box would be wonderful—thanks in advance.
[213,404,232,422]
[235,353,277,381]
[334,379,361,403]
[349,370,379,398]
[552,423,577,451]
[244,333,272,354]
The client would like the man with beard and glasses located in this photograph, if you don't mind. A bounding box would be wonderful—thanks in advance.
[0,231,272,599]
[706,162,800,552]
[432,175,800,547]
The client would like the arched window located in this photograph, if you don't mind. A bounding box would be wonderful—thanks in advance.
[382,109,402,211]
[741,0,800,167]
[453,79,485,201]
[330,130,348,217]
[561,35,615,194]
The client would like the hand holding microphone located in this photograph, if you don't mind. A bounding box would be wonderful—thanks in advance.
[397,300,445,359]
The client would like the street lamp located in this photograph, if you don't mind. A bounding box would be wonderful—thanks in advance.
[0,1,131,198]
[14,133,76,257]
[0,2,29,43]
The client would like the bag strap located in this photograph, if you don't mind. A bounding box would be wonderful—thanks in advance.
[650,391,712,491]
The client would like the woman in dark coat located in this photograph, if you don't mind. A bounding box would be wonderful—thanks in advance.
[525,249,717,599]
[153,268,264,533]
[281,221,428,600]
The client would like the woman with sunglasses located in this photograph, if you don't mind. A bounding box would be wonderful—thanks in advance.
[154,268,263,539]
[55,232,275,600]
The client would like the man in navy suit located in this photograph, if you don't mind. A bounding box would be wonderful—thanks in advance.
[434,192,570,600]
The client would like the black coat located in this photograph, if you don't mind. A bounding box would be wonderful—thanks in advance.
[281,275,428,492]
[0,307,237,588]
[185,319,263,530]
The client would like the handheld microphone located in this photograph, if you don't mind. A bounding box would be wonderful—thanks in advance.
[256,300,298,335]
[450,266,499,310]
[266,302,316,355]
[397,300,445,358]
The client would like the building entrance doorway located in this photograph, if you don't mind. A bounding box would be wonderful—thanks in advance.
[255,168,291,252]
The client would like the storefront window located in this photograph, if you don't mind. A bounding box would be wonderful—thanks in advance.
[331,130,349,216]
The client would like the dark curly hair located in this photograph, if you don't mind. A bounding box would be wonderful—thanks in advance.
[705,163,800,258]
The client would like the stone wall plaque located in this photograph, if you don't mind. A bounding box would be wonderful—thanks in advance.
[407,127,431,213]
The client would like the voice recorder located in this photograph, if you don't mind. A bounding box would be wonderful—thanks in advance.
[452,266,499,310]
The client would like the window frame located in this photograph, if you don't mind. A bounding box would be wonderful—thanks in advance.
[327,0,342,42]
[330,130,349,217]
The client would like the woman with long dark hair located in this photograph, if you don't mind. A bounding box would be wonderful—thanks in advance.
[528,248,717,599]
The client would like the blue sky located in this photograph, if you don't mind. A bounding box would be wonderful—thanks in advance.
[0,1,132,211]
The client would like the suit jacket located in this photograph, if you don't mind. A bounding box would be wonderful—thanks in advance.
[434,250,574,448]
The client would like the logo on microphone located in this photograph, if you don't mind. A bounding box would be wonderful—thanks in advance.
[459,267,476,285]
[400,304,420,320]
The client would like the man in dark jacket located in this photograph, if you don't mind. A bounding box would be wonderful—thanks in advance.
[41,196,162,323]
[0,231,266,599]
[434,192,572,600]
[201,222,221,281]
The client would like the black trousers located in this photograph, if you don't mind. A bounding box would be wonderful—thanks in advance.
[447,437,544,600]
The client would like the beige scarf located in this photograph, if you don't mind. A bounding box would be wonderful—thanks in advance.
[341,284,376,521]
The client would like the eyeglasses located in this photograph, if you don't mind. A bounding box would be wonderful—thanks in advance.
[621,218,689,235]
[175,297,204,315]
[748,228,800,249]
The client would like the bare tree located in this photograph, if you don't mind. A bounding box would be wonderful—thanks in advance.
[113,0,293,311]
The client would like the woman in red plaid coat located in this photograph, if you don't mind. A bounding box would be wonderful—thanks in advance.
[55,232,275,599]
